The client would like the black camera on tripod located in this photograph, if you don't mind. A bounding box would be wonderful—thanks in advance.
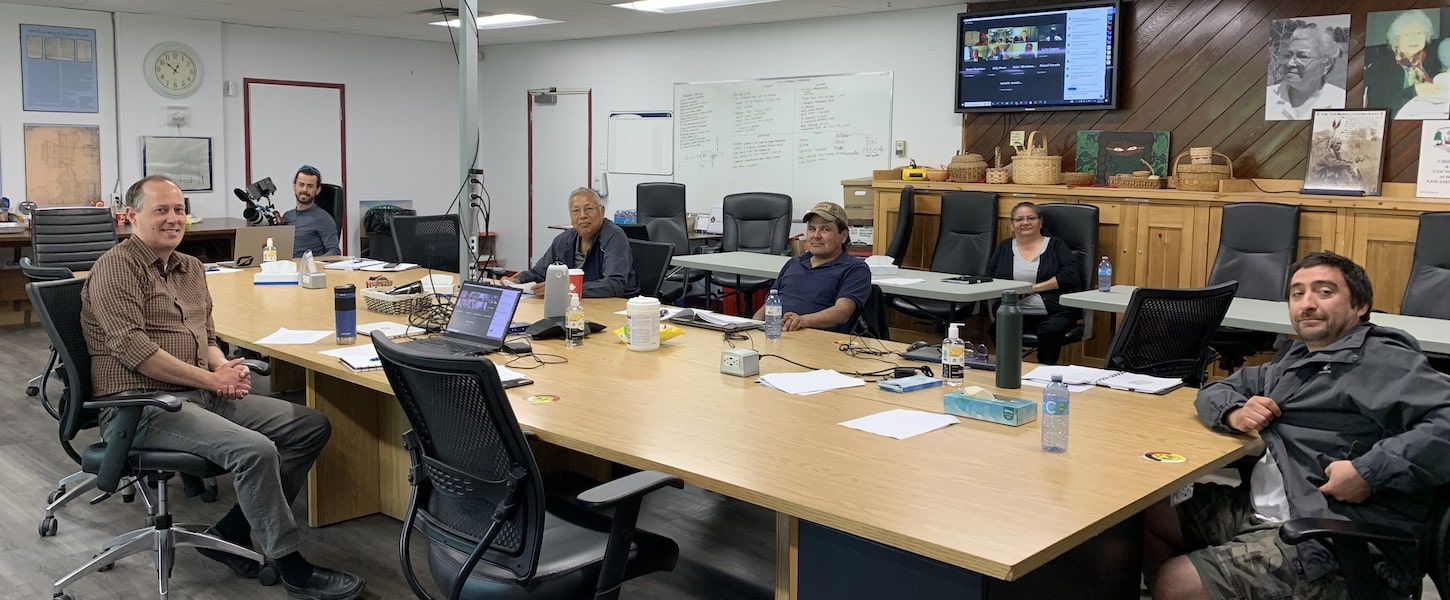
[233,177,282,226]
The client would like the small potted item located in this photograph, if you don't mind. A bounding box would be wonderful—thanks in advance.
[948,152,988,183]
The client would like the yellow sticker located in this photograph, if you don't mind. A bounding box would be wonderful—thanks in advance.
[527,394,560,404]
[1144,452,1187,463]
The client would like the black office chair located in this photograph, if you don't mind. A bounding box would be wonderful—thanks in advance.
[314,183,347,254]
[363,205,416,262]
[371,332,683,600]
[619,224,651,241]
[1102,281,1238,388]
[1207,202,1299,373]
[1281,484,1450,600]
[710,192,792,315]
[1400,212,1450,372]
[1022,203,1098,357]
[30,206,118,271]
[28,278,271,600]
[854,284,891,340]
[638,182,704,304]
[629,239,675,299]
[393,214,462,274]
[889,191,997,330]
[883,185,915,265]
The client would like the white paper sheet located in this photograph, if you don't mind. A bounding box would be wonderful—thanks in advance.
[874,277,925,285]
[360,262,419,272]
[357,322,426,338]
[758,369,865,395]
[324,258,382,270]
[839,409,959,440]
[1019,379,1095,393]
[204,266,242,275]
[255,328,333,345]
[319,344,381,370]
[1024,365,1121,385]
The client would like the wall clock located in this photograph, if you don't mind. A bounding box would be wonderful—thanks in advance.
[144,42,203,99]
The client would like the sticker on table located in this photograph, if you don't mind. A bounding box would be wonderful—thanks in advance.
[527,394,560,404]
[1144,451,1187,463]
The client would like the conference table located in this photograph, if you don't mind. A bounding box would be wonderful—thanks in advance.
[671,251,1033,303]
[208,268,1256,599]
[1060,285,1450,354]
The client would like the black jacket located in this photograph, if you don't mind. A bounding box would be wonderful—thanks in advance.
[985,236,1082,317]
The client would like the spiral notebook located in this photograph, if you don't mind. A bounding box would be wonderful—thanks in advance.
[1024,365,1183,395]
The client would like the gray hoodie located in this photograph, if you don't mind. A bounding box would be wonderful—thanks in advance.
[1196,323,1450,592]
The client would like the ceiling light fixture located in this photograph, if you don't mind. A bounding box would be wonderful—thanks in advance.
[429,13,562,30]
[612,0,781,14]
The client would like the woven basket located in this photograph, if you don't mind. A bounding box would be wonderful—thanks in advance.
[1062,172,1095,186]
[1173,150,1233,192]
[363,287,426,315]
[1011,132,1061,185]
[985,167,1011,184]
[948,153,987,183]
[1109,174,1167,189]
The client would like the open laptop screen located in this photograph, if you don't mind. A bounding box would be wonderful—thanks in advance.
[446,282,522,343]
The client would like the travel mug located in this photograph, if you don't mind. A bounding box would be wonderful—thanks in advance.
[335,284,357,345]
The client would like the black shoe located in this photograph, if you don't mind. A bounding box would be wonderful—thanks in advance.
[282,566,365,600]
[195,530,260,579]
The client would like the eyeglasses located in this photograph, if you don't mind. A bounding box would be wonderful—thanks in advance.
[1012,215,1040,223]
[570,205,603,216]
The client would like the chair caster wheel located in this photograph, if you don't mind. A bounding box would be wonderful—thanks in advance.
[258,564,279,586]
[27,385,40,397]
[96,558,114,572]
[39,516,58,537]
[53,593,73,600]
[48,487,66,504]
[200,482,218,503]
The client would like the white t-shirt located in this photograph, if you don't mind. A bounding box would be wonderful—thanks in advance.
[1265,82,1346,121]
[1011,238,1048,315]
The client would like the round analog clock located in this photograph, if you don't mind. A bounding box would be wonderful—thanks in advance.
[144,42,203,99]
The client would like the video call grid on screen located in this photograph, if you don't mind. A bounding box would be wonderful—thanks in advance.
[955,3,1118,112]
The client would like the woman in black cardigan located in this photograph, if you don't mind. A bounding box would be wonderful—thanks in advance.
[986,202,1083,364]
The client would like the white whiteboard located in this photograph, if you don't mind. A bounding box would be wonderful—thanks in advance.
[608,111,673,175]
[673,72,891,213]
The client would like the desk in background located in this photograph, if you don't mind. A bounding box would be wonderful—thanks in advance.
[1061,285,1450,354]
[208,269,1253,599]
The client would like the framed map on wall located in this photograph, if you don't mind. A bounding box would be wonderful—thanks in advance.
[23,124,101,206]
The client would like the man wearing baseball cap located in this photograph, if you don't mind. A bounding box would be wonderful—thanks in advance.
[752,201,871,333]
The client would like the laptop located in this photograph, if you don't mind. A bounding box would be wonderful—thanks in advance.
[406,282,523,356]
[220,225,295,267]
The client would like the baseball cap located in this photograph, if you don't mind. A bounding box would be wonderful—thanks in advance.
[802,201,849,229]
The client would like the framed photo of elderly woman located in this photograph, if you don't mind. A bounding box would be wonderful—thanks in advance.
[1301,109,1388,197]
[1265,15,1349,121]
[1364,9,1449,120]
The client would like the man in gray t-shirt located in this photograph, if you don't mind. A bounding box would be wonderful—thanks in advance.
[282,165,340,257]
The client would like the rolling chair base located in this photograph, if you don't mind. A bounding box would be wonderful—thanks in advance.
[41,473,148,537]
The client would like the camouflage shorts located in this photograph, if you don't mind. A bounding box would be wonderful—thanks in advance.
[1177,483,1351,600]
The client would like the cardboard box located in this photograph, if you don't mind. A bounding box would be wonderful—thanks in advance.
[944,389,1038,427]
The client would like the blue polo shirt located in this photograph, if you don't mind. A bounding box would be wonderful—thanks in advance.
[773,251,872,333]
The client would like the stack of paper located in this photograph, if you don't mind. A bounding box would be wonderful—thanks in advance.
[357,322,426,338]
[320,345,382,371]
[1023,365,1183,395]
[758,369,864,395]
[255,328,333,344]
[324,258,382,270]
[681,309,762,327]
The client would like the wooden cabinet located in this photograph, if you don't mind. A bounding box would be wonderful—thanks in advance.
[1348,211,1419,314]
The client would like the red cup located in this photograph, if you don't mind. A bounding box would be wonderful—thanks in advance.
[568,268,584,295]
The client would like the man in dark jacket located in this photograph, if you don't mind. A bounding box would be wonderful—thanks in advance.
[1143,252,1450,599]
[508,187,638,298]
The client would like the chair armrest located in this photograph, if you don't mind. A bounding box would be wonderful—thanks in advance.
[1279,517,1418,548]
[241,358,271,376]
[576,470,683,509]
[84,390,182,412]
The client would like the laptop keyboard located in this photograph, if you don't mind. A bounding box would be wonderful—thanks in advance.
[412,337,495,355]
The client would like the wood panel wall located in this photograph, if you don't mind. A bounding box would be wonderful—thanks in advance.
[960,0,1448,183]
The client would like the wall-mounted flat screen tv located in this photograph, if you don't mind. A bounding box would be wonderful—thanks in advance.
[955,1,1122,113]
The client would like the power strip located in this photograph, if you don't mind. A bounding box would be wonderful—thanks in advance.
[720,348,760,377]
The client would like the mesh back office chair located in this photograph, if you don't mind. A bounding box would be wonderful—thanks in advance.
[1102,281,1238,388]
[889,191,997,330]
[1207,202,1299,372]
[1282,484,1450,600]
[28,278,269,600]
[629,239,675,299]
[1401,212,1450,372]
[363,206,416,262]
[372,332,683,600]
[710,193,792,315]
[314,183,347,254]
[393,214,462,274]
[883,186,915,265]
[1022,203,1098,356]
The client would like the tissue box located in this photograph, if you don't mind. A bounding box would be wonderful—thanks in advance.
[253,272,299,285]
[944,388,1037,427]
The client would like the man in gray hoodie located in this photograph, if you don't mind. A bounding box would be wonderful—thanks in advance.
[1143,252,1450,600]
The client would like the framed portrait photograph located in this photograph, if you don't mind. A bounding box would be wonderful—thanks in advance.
[1301,109,1388,196]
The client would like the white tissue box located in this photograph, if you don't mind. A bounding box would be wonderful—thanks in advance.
[253,272,299,285]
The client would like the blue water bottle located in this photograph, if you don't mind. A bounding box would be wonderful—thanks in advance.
[763,289,783,341]
[334,284,357,345]
[1042,374,1070,452]
[1097,256,1112,292]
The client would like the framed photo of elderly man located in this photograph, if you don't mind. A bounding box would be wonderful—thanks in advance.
[1301,109,1389,197]
[1265,15,1349,121]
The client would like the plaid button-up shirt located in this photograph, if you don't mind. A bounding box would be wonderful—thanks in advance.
[82,236,215,397]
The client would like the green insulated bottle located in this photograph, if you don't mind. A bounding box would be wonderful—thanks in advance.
[996,291,1022,389]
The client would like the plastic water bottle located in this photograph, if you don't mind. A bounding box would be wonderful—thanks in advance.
[1042,374,1070,452]
[763,289,783,341]
[1097,256,1112,292]
[565,293,585,348]
[941,322,965,387]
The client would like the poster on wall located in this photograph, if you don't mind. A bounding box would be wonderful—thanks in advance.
[19,24,99,113]
[143,136,213,192]
[1264,15,1348,121]
[24,124,102,206]
[1074,130,1170,185]
[1301,109,1388,197]
[1418,120,1450,198]
[1364,9,1450,121]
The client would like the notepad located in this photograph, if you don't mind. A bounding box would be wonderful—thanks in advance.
[320,345,383,371]
[1024,365,1183,395]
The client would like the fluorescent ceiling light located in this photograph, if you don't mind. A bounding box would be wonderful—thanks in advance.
[430,13,562,30]
[612,0,781,14]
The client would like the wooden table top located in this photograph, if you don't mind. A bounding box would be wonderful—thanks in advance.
[207,268,1256,581]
